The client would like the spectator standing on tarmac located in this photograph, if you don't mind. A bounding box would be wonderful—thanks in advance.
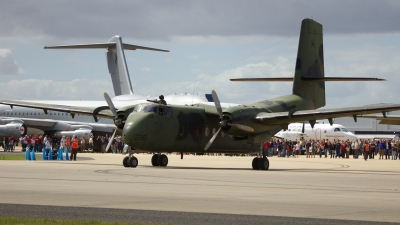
[263,141,270,158]
[352,140,360,159]
[378,140,385,159]
[391,140,397,160]
[70,136,79,161]
[65,136,70,151]
[396,140,400,160]
[364,141,370,161]
[385,140,391,160]
[369,141,376,159]
[104,134,109,153]
[80,136,86,152]
[60,136,66,151]
[44,138,51,159]
[88,135,94,152]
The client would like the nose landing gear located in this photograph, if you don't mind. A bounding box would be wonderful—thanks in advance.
[123,146,138,168]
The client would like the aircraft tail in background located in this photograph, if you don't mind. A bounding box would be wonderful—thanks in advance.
[44,36,169,96]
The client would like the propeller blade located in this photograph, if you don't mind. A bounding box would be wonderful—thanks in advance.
[105,129,117,152]
[204,127,221,151]
[302,122,305,134]
[211,90,223,118]
[104,92,118,119]
[227,123,254,133]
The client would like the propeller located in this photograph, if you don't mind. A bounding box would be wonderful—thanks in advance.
[105,129,117,152]
[204,90,254,151]
[104,92,124,128]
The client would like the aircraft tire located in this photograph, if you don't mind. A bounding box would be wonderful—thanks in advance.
[260,158,269,170]
[252,157,260,170]
[151,154,160,166]
[128,156,138,168]
[159,154,168,167]
[123,156,129,167]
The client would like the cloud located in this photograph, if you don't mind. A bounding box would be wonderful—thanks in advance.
[0,49,25,75]
[0,79,113,100]
[140,67,152,73]
[0,1,399,42]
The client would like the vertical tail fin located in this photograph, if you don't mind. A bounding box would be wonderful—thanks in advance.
[44,36,169,96]
[292,19,325,109]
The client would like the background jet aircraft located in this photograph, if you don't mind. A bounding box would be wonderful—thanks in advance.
[0,36,208,139]
[275,122,359,142]
[3,19,400,170]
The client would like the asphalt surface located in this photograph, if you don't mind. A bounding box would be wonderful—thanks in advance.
[0,203,397,225]
[1,149,400,224]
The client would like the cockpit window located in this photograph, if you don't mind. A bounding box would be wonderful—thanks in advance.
[132,104,158,113]
[341,128,349,132]
[334,128,341,132]
[144,106,158,113]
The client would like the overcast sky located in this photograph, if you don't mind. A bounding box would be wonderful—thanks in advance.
[0,0,399,108]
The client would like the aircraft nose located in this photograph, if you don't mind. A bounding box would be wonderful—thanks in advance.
[122,113,151,149]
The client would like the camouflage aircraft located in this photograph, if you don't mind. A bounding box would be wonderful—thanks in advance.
[2,18,400,170]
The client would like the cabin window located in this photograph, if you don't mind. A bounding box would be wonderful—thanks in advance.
[158,107,165,115]
[165,108,173,117]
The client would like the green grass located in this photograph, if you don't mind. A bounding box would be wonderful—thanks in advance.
[0,217,152,225]
[0,155,42,160]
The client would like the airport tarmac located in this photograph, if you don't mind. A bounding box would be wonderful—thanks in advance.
[0,150,399,224]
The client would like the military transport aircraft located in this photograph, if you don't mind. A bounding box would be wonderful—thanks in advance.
[2,19,400,170]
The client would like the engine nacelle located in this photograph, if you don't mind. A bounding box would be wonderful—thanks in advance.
[0,118,24,125]
[55,129,93,140]
[69,125,93,130]
[0,123,27,137]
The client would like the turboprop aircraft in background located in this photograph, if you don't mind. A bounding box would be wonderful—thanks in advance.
[275,123,359,142]
[0,36,208,139]
[2,19,400,170]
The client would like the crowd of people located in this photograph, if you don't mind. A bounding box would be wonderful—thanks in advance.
[263,138,400,160]
[1,133,125,160]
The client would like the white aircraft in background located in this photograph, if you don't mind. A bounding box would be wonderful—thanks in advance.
[0,36,209,139]
[275,123,359,142]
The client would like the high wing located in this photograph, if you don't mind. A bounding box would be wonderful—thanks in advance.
[359,114,400,125]
[0,100,114,121]
[254,104,400,126]
[9,117,115,132]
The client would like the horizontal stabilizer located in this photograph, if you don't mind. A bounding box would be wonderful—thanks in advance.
[45,43,169,52]
[230,77,385,82]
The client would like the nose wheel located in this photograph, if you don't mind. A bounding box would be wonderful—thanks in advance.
[123,146,138,168]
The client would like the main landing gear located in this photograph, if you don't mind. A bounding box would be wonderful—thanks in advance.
[151,154,168,167]
[252,157,269,170]
[252,147,269,170]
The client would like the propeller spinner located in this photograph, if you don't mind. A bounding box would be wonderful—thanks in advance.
[204,90,254,151]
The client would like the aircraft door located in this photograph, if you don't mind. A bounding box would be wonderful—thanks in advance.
[172,111,188,151]
[315,128,321,140]
[149,106,176,151]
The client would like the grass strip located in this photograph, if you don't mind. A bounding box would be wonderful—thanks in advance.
[0,155,42,160]
[0,217,152,225]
